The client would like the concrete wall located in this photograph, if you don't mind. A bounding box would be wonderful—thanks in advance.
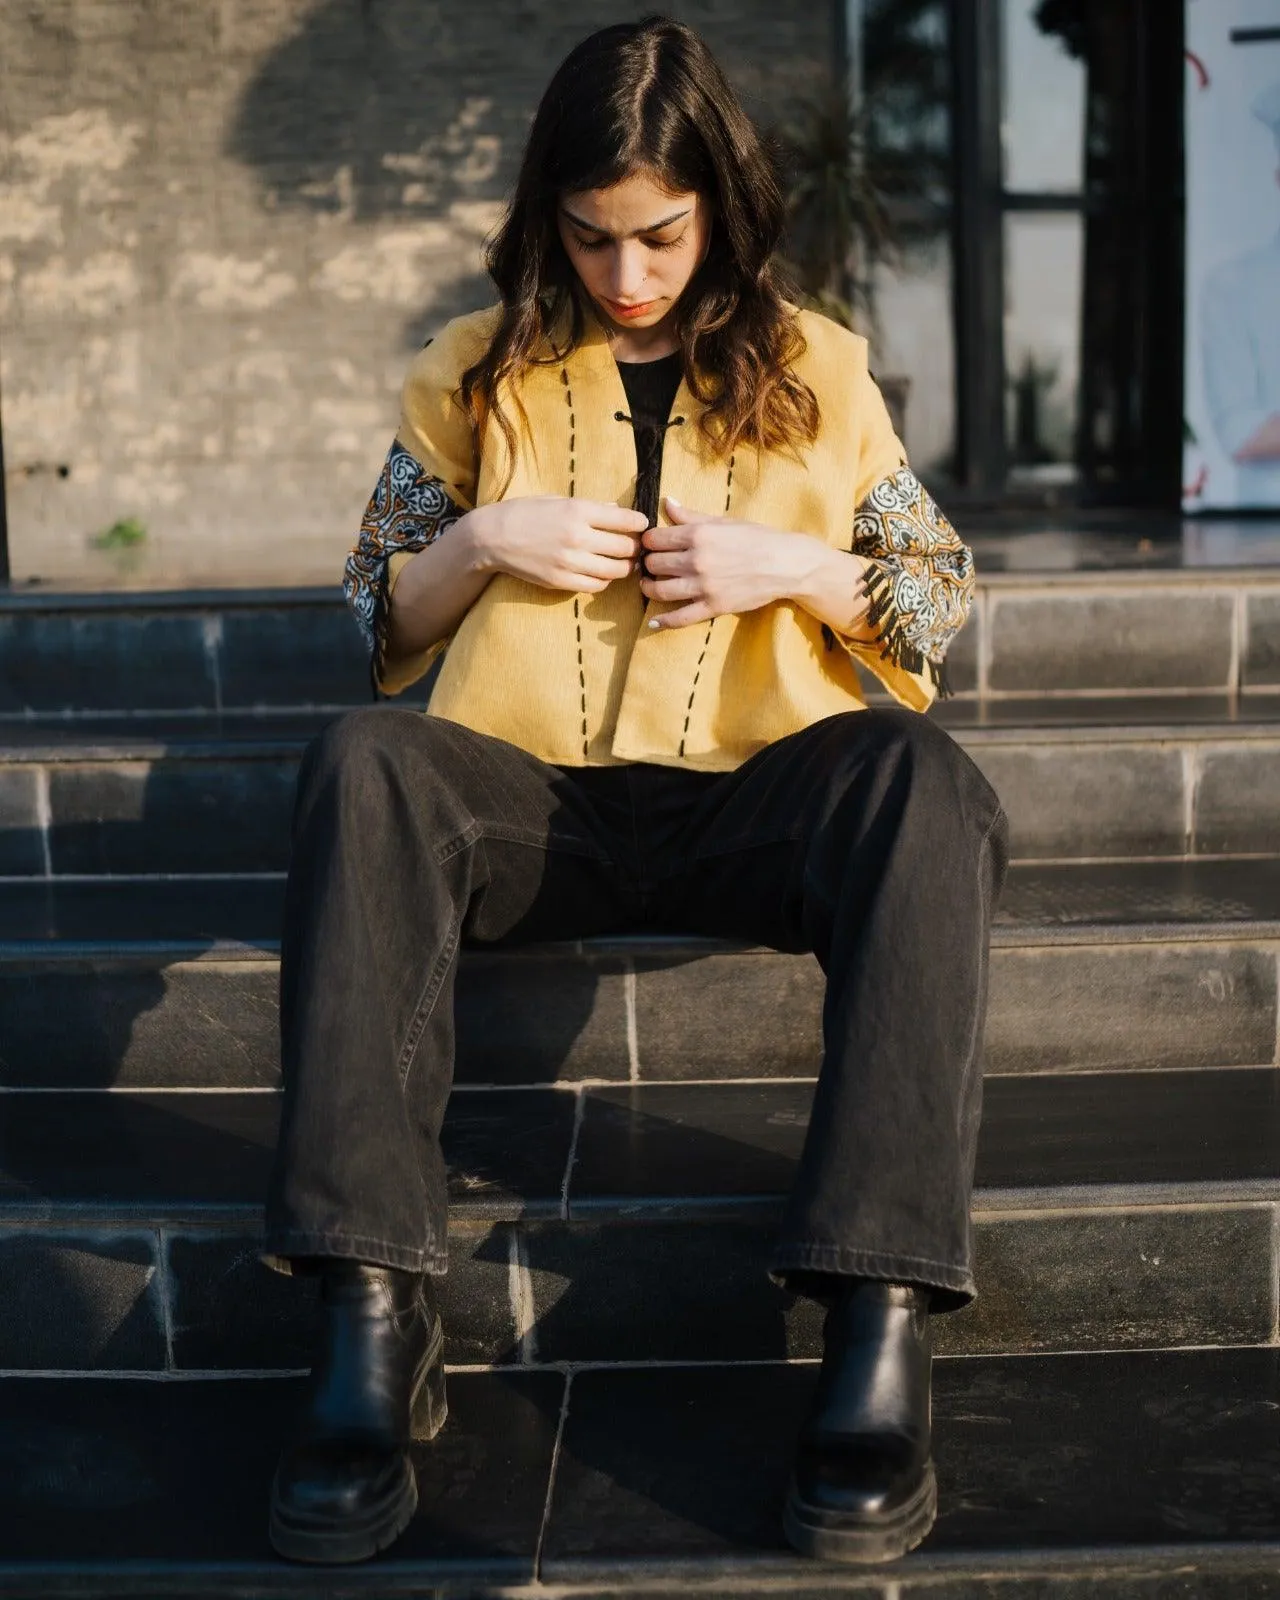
[0,1,833,588]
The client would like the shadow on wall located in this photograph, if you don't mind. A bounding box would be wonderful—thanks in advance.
[224,0,519,349]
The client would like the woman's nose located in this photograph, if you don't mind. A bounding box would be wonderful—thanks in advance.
[608,245,649,299]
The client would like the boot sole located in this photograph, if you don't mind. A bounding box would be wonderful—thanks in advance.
[268,1318,448,1564]
[269,1459,418,1565]
[782,1460,937,1564]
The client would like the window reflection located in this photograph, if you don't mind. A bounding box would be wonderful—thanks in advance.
[873,243,955,478]
[1002,0,1086,193]
[862,0,956,481]
[1004,212,1083,484]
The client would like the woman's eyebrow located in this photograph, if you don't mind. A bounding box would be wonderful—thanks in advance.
[560,206,692,237]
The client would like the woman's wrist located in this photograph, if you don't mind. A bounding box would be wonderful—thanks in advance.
[452,505,502,576]
[785,541,877,642]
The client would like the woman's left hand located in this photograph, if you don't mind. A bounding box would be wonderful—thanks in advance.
[640,495,832,629]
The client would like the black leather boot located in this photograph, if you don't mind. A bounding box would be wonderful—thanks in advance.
[269,1261,448,1564]
[783,1279,935,1563]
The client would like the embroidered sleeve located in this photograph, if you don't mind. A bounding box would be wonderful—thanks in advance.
[343,441,465,693]
[848,467,975,699]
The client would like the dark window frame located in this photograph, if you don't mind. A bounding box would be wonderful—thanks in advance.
[943,0,1185,511]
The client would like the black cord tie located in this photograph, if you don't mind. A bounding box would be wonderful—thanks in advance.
[614,412,686,426]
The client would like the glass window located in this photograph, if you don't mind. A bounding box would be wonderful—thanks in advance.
[1004,211,1083,484]
[872,239,955,480]
[861,0,957,483]
[1002,0,1086,193]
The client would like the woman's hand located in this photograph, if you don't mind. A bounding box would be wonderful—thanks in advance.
[640,495,873,635]
[469,495,648,593]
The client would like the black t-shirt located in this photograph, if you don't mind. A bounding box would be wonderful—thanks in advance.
[616,351,684,530]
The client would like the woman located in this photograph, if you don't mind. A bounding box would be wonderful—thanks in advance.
[263,13,1007,1569]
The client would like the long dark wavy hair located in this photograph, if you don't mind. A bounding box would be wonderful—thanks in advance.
[458,14,820,493]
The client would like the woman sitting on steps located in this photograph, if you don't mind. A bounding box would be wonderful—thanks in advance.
[261,12,1008,1568]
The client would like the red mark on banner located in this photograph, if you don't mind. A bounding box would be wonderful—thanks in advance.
[1185,50,1210,90]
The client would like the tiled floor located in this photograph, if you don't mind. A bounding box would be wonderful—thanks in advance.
[1,1349,1278,1590]
[1,1070,1277,1227]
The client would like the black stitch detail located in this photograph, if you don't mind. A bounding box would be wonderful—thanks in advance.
[615,410,631,422]
[678,620,716,760]
[676,449,736,756]
[563,367,576,498]
[573,594,589,758]
[564,367,589,753]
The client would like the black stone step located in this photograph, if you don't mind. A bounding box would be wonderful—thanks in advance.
[542,1348,1280,1581]
[3,565,1280,712]
[6,857,1280,944]
[0,862,1276,1092]
[5,700,1280,870]
[0,1350,1278,1593]
[0,590,376,716]
[0,1073,1276,1373]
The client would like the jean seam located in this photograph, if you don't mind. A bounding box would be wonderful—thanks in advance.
[261,1229,449,1271]
[435,819,608,863]
[398,908,460,1090]
[770,1243,974,1286]
[952,804,1001,1156]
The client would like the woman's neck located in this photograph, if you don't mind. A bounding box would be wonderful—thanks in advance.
[608,326,680,362]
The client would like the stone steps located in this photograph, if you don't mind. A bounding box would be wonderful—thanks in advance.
[4,567,1280,1590]
[0,863,1276,1091]
[0,1069,1276,1373]
[0,1351,1277,1593]
[2,700,1280,874]
[3,566,1279,712]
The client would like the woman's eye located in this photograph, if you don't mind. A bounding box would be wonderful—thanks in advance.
[572,235,683,254]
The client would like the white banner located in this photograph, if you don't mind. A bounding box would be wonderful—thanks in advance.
[1183,1,1280,510]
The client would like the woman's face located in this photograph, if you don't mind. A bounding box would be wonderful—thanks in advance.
[557,169,711,337]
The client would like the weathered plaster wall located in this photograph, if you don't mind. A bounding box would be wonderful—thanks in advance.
[0,1,833,587]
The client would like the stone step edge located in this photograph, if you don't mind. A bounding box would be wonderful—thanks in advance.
[4,1177,1278,1232]
[3,919,1278,964]
[4,709,1280,762]
[3,563,1280,611]
[540,1540,1280,1592]
[0,1487,1271,1598]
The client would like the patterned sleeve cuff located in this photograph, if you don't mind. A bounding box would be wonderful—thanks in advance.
[343,442,465,691]
[848,467,975,698]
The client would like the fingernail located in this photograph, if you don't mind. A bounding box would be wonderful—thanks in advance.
[647,619,660,630]
[666,494,680,506]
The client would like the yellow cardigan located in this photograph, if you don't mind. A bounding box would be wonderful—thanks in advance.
[344,297,975,772]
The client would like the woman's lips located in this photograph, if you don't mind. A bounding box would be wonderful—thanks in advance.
[607,298,657,318]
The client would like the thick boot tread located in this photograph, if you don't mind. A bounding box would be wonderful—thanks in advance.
[782,1460,937,1565]
[268,1458,419,1565]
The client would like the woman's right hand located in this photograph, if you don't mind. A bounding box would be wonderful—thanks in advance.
[467,496,649,593]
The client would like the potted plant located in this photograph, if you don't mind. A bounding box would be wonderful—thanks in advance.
[770,19,952,447]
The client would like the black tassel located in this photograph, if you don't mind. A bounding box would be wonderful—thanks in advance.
[861,564,950,699]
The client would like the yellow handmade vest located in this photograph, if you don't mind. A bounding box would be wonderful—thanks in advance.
[382,297,933,771]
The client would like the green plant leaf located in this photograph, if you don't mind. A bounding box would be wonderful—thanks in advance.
[92,517,148,550]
